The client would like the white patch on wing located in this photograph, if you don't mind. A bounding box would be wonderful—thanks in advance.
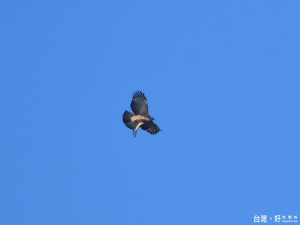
[130,115,149,122]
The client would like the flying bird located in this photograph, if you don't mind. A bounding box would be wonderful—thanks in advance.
[123,91,161,137]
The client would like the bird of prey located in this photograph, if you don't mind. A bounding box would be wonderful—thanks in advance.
[123,91,161,137]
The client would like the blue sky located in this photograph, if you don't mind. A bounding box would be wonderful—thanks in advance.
[1,1,299,225]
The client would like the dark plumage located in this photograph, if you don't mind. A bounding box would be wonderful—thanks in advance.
[123,91,161,137]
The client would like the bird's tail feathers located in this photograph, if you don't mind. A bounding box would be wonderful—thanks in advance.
[123,110,134,123]
[123,110,138,130]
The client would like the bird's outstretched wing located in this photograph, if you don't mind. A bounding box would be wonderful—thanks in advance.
[130,91,149,116]
[141,121,161,135]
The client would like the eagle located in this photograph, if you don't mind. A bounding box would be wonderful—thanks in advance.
[123,91,161,137]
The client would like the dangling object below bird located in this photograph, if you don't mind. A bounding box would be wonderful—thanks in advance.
[123,91,161,137]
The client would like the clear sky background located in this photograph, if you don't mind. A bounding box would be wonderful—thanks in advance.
[0,1,299,225]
